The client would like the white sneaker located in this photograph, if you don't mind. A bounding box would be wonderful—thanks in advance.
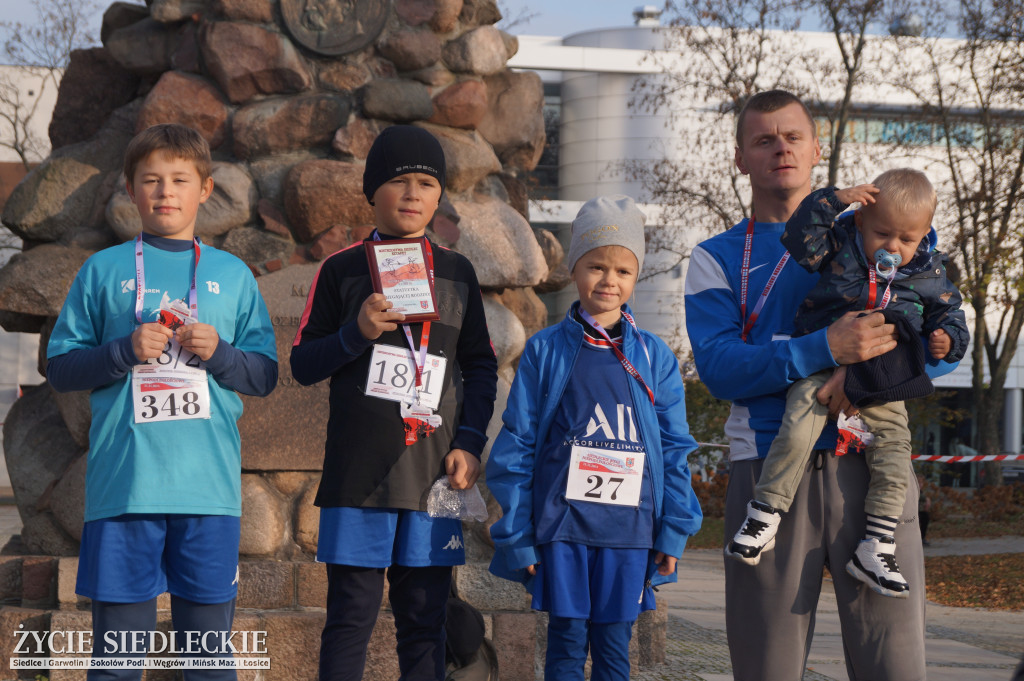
[725,500,782,565]
[846,536,910,598]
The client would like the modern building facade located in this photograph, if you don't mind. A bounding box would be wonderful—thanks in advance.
[507,7,1024,481]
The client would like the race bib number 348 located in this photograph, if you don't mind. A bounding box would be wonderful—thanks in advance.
[131,339,211,423]
[565,445,646,507]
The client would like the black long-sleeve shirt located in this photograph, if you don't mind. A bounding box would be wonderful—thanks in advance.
[290,235,498,510]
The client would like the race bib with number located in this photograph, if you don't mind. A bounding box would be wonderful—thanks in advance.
[132,337,210,423]
[365,343,447,410]
[565,445,646,507]
[132,299,210,424]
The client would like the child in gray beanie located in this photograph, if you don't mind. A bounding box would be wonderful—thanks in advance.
[487,195,703,681]
[566,194,647,275]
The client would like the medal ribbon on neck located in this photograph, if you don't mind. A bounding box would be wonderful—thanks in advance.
[578,307,655,406]
[740,212,790,342]
[134,234,201,324]
[866,268,893,310]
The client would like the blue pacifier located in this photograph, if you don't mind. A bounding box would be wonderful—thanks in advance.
[874,249,901,279]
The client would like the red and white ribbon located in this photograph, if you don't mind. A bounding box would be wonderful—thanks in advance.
[911,453,1024,462]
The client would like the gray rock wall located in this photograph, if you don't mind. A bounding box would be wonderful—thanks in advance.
[0,1,665,678]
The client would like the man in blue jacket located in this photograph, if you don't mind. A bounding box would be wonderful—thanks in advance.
[685,90,950,680]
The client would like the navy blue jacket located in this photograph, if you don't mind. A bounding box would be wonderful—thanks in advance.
[782,187,969,362]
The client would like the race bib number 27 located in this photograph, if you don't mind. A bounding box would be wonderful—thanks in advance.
[565,445,646,507]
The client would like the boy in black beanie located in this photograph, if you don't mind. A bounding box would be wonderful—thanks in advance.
[290,125,498,681]
[726,169,968,599]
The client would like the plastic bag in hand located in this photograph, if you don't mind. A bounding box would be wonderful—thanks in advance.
[426,478,488,521]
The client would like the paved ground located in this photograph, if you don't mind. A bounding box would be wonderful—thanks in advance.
[637,541,1024,681]
[0,500,1020,680]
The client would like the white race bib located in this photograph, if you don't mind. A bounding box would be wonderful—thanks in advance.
[565,445,646,507]
[132,337,210,423]
[365,344,447,410]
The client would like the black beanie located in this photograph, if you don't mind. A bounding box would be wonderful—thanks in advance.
[844,309,935,407]
[362,125,447,204]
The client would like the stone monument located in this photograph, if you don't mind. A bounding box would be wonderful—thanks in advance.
[0,0,663,679]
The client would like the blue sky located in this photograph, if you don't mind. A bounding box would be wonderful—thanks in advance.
[496,0,639,36]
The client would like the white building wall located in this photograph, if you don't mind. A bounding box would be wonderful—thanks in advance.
[512,16,1024,455]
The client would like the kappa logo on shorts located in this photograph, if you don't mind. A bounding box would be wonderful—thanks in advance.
[232,566,239,585]
[443,535,464,550]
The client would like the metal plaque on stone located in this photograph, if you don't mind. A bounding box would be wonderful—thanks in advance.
[281,0,390,56]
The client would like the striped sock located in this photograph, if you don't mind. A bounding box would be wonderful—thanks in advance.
[865,513,898,540]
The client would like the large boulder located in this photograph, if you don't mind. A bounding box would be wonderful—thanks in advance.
[212,0,274,22]
[200,21,312,103]
[377,29,442,72]
[239,475,287,556]
[283,160,374,242]
[442,26,506,76]
[429,79,488,129]
[450,195,547,288]
[50,454,87,542]
[332,117,385,160]
[3,104,138,242]
[135,71,231,149]
[150,0,206,22]
[318,61,374,93]
[0,245,92,318]
[497,287,548,338]
[361,79,433,122]
[459,0,501,26]
[482,292,525,369]
[479,70,545,172]
[416,123,500,193]
[100,2,151,44]
[233,93,352,159]
[249,150,325,206]
[104,18,176,76]
[48,48,141,150]
[3,385,84,529]
[221,227,294,268]
[237,264,328,470]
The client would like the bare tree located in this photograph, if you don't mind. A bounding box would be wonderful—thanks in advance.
[496,1,540,32]
[624,0,806,274]
[886,0,1024,479]
[625,0,913,278]
[0,0,99,168]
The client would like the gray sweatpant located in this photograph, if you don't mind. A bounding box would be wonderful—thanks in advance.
[725,453,926,681]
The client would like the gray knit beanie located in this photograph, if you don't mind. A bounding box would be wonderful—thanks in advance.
[566,195,647,273]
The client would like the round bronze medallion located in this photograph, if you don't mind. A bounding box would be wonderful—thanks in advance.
[281,0,391,56]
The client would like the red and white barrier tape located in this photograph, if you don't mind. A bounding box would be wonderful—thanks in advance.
[696,444,1024,463]
[911,454,1024,462]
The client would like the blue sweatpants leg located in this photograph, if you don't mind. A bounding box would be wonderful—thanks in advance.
[319,564,386,681]
[589,621,633,681]
[170,594,238,681]
[387,564,451,681]
[545,616,588,681]
[89,598,157,681]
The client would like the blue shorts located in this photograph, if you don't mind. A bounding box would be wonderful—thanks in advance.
[532,541,656,623]
[77,514,240,604]
[317,507,465,567]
